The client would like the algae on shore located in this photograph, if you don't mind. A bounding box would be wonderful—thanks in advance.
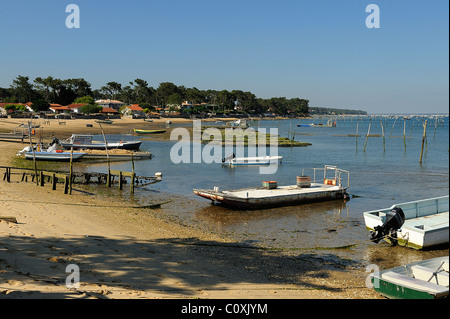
[199,127,311,147]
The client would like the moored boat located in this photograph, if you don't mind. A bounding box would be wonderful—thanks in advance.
[96,119,113,124]
[20,143,86,161]
[59,134,142,150]
[222,155,283,166]
[133,128,166,134]
[370,256,449,299]
[24,150,85,161]
[363,196,449,249]
[193,165,350,209]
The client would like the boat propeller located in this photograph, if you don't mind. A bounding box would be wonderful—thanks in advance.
[370,206,406,245]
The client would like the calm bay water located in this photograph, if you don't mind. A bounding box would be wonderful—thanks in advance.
[85,116,449,268]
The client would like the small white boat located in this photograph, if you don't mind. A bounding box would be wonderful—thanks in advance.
[363,196,449,249]
[222,155,283,166]
[194,165,350,209]
[25,151,86,161]
[370,256,449,299]
[20,144,86,161]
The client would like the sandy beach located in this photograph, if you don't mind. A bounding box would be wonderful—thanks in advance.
[0,117,382,299]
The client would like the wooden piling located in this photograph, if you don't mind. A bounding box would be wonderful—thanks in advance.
[390,116,398,137]
[403,120,407,151]
[119,171,123,190]
[363,119,372,152]
[52,173,57,190]
[419,120,427,164]
[69,147,74,195]
[98,122,111,187]
[27,120,39,186]
[434,117,438,139]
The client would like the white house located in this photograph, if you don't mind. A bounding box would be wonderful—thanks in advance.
[95,99,125,110]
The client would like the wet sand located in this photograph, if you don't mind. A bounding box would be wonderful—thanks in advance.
[0,117,382,299]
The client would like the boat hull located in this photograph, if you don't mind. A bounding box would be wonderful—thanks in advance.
[194,184,347,209]
[223,156,283,166]
[372,277,442,299]
[60,141,142,150]
[134,129,166,134]
[25,152,85,161]
[370,256,449,299]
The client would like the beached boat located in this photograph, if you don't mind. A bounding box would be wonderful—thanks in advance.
[133,128,166,134]
[59,134,142,150]
[19,143,86,161]
[193,165,350,209]
[370,256,449,299]
[222,155,283,166]
[363,196,449,249]
[227,119,249,128]
[24,150,85,161]
[96,119,113,124]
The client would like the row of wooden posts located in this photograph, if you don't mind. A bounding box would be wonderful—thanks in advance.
[2,166,138,195]
[356,118,431,163]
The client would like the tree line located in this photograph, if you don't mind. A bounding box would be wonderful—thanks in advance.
[0,75,310,116]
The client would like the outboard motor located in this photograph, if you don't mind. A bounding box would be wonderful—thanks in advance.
[222,153,236,163]
[49,137,60,146]
[370,206,406,245]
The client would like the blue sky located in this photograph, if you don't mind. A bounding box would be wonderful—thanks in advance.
[0,0,448,114]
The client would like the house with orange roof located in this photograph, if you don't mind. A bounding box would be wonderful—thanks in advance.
[49,104,72,114]
[0,103,33,114]
[100,107,120,115]
[66,103,88,114]
[122,104,145,118]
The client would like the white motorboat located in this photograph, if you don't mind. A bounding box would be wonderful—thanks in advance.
[363,195,449,249]
[222,155,283,166]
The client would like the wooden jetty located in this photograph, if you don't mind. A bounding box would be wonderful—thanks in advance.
[1,165,162,195]
[0,132,28,142]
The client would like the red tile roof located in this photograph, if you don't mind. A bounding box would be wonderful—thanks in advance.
[101,107,119,113]
[50,106,72,111]
[127,105,144,111]
[66,103,87,109]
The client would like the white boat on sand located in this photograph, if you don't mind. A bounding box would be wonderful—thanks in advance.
[370,256,449,299]
[363,195,449,250]
[194,165,350,209]
[24,151,86,161]
[19,144,86,161]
